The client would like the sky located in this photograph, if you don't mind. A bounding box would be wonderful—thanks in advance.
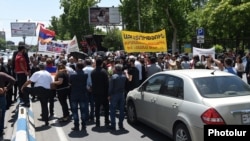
[0,0,121,46]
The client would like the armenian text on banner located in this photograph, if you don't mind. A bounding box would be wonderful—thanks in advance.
[121,29,167,53]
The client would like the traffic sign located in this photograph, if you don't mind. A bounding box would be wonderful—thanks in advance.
[197,28,204,44]
[197,38,204,43]
[197,28,204,36]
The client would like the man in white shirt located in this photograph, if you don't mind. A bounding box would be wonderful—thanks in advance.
[83,58,95,121]
[134,57,142,84]
[21,62,53,126]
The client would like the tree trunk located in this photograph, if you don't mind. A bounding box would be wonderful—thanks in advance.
[165,7,177,54]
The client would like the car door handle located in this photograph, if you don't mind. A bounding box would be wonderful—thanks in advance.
[151,97,157,103]
[172,103,178,108]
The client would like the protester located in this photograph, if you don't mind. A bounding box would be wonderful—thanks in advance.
[0,57,7,73]
[69,62,88,131]
[4,59,15,109]
[45,57,57,117]
[223,57,237,75]
[234,55,244,78]
[30,59,40,101]
[91,57,110,127]
[51,63,71,122]
[108,63,127,130]
[21,62,53,125]
[83,58,95,121]
[0,72,15,136]
[245,52,250,84]
[124,57,140,98]
[146,56,162,78]
[12,42,30,102]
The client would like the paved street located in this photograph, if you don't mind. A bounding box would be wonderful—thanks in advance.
[2,96,170,141]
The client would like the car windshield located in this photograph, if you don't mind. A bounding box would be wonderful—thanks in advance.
[193,76,250,98]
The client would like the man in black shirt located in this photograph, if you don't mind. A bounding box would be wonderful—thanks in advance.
[91,57,110,127]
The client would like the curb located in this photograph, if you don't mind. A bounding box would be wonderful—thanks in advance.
[11,104,36,141]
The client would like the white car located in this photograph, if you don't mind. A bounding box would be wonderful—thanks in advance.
[126,69,250,141]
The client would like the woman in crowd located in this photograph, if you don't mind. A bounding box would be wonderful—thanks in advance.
[51,63,71,122]
[235,55,245,78]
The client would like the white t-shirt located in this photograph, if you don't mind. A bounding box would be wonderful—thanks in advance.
[30,70,53,89]
[135,60,142,80]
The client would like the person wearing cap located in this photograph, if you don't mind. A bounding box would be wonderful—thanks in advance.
[21,62,53,126]
[12,42,30,102]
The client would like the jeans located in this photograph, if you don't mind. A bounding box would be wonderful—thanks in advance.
[86,92,94,119]
[109,93,125,128]
[0,96,6,133]
[71,100,88,127]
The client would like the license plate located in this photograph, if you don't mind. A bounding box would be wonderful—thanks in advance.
[241,113,250,124]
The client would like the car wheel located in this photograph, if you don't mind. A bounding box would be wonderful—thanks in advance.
[127,101,138,124]
[174,123,191,141]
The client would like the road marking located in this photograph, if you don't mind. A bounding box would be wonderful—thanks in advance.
[52,114,68,141]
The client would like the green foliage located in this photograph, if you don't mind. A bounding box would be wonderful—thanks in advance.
[49,0,97,51]
[102,27,122,51]
[213,44,224,53]
[0,38,6,50]
[42,0,250,53]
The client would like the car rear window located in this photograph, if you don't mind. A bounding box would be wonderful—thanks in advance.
[193,76,250,98]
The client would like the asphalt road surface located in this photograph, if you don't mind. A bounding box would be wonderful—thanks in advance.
[2,96,171,141]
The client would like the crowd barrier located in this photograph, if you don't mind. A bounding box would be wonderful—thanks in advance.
[11,103,36,141]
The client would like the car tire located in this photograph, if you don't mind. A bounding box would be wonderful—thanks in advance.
[127,101,138,125]
[173,123,191,141]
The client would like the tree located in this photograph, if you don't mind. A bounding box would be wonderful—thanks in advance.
[49,0,99,51]
[102,27,123,51]
[0,38,6,50]
[194,0,250,48]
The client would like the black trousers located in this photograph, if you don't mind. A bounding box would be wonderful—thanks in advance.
[94,97,109,125]
[6,87,13,109]
[16,73,27,100]
[23,86,53,122]
[57,88,70,118]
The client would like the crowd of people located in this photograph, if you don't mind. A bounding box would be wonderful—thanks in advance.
[0,41,249,135]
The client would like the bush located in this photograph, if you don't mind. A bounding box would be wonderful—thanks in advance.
[213,44,224,53]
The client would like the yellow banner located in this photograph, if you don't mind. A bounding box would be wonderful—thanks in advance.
[122,29,167,53]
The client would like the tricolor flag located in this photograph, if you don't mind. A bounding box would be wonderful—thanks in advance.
[38,23,55,44]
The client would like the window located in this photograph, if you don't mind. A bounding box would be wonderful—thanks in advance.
[144,75,166,94]
[194,76,250,98]
[159,76,184,98]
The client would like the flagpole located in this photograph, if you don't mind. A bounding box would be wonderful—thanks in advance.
[35,23,41,61]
